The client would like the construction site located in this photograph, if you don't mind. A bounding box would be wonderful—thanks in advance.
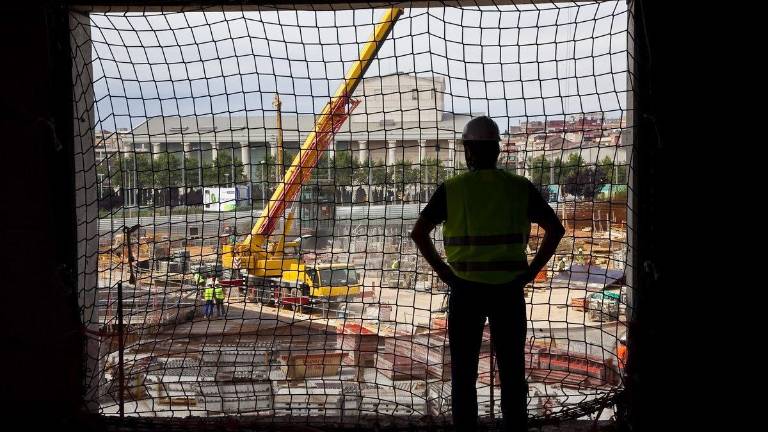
[65,1,634,429]
[93,202,628,423]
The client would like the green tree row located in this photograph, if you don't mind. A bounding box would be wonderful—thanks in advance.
[527,154,629,199]
[96,152,247,189]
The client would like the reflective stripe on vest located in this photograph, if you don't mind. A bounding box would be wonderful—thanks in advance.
[443,233,525,246]
[214,287,225,300]
[443,169,530,284]
[203,288,214,301]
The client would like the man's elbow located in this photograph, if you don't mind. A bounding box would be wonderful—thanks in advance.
[410,217,434,241]
[548,220,566,239]
[410,229,425,244]
[553,224,566,239]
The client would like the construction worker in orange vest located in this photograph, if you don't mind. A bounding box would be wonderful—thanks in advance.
[411,116,565,432]
[617,333,628,370]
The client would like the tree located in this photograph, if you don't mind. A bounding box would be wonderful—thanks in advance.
[202,153,246,186]
[105,153,152,191]
[281,149,299,178]
[529,155,551,186]
[392,160,419,197]
[96,154,124,190]
[331,150,357,186]
[594,162,611,191]
[420,157,447,185]
[598,156,616,184]
[559,153,584,184]
[597,156,629,185]
[153,153,182,188]
[184,156,202,187]
[134,154,154,189]
[371,159,392,187]
[561,163,611,200]
[311,152,332,181]
[352,159,369,185]
[616,164,629,184]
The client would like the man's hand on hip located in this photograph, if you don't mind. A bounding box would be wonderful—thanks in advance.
[436,263,457,286]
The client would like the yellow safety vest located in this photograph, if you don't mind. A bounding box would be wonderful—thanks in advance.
[214,286,225,300]
[203,287,214,301]
[443,169,530,284]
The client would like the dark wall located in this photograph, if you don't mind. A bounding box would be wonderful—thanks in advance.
[0,1,692,430]
[621,1,703,430]
[1,3,84,426]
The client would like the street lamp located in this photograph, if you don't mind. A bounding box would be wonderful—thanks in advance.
[97,173,104,200]
[260,160,266,205]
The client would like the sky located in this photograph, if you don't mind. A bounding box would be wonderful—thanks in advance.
[84,1,629,133]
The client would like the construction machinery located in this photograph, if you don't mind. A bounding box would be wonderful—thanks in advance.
[221,7,404,313]
[587,290,621,322]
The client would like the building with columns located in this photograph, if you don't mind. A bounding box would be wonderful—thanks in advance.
[99,74,476,182]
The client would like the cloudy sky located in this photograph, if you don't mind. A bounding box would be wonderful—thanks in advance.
[85,1,629,133]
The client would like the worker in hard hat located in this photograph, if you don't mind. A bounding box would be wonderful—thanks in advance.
[410,116,565,432]
[213,279,226,318]
[203,280,214,319]
[557,256,568,272]
[391,258,400,270]
[576,247,585,265]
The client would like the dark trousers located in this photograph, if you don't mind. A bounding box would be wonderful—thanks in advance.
[448,278,528,432]
[203,300,213,318]
[215,299,224,317]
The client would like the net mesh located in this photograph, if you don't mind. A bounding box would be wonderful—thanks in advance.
[71,1,634,427]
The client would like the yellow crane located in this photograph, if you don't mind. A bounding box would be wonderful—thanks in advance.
[221,7,403,312]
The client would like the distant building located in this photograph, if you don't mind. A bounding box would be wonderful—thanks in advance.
[94,73,628,184]
[503,113,628,177]
[96,74,477,181]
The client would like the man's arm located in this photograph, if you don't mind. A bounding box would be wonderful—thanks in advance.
[410,216,456,284]
[526,208,566,282]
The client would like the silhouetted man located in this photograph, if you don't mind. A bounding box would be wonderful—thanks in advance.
[410,116,565,432]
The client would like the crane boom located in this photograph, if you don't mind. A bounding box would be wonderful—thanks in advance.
[242,7,404,251]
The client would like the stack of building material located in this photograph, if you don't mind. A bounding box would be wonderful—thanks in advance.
[145,356,215,400]
[570,297,587,311]
[375,353,427,380]
[477,341,550,385]
[427,381,451,417]
[198,380,272,414]
[146,342,276,413]
[280,351,348,380]
[418,331,451,381]
[360,384,428,417]
[201,342,273,381]
[338,323,381,367]
[377,331,437,380]
[273,379,364,418]
[273,383,344,417]
[431,314,447,330]
[268,321,339,355]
